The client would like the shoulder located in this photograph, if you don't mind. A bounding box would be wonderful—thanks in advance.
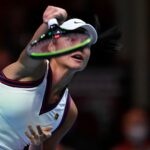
[64,96,78,135]
[56,96,78,135]
[52,96,78,137]
[2,59,47,81]
[43,97,78,149]
[67,96,78,125]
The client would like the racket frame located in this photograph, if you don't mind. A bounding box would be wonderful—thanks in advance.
[27,24,92,59]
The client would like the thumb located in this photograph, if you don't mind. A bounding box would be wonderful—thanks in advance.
[42,126,53,137]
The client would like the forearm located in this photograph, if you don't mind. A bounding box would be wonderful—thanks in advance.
[17,23,48,72]
[30,23,48,41]
[17,3,68,70]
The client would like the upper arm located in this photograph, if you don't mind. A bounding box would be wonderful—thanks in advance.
[2,23,48,81]
[2,56,47,81]
[43,98,78,150]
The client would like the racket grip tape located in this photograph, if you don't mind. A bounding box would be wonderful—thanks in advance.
[48,18,59,29]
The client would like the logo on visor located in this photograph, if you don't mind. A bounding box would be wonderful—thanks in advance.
[74,21,83,24]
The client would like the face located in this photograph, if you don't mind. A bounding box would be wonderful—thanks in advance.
[123,109,149,143]
[50,33,91,72]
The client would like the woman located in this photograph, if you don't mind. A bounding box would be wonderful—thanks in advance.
[0,6,98,150]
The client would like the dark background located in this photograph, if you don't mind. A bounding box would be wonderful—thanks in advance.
[0,0,149,150]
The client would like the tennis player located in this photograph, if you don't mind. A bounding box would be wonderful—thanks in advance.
[0,6,98,150]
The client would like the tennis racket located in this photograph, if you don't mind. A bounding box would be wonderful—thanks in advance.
[26,18,92,59]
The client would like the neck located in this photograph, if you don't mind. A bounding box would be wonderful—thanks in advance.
[50,61,75,94]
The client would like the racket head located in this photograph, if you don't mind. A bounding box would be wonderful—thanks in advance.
[26,27,93,59]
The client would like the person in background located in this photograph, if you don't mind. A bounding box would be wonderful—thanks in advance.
[112,107,150,150]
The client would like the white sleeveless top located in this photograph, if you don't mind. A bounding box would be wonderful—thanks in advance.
[0,63,70,150]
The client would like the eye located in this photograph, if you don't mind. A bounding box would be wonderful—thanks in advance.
[70,37,77,42]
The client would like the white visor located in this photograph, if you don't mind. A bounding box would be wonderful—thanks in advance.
[60,18,98,44]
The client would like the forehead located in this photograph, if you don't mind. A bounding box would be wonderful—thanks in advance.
[61,33,89,42]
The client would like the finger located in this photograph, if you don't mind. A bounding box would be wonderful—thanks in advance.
[42,126,52,137]
[28,125,38,139]
[36,125,43,135]
[25,130,40,145]
[43,13,65,24]
[42,126,53,132]
[38,126,52,138]
[25,131,34,141]
[43,7,67,23]
[36,125,48,140]
[56,14,67,24]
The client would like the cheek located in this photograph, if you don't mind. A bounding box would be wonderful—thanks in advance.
[54,55,70,64]
[56,37,71,49]
[82,51,91,68]
[85,49,91,60]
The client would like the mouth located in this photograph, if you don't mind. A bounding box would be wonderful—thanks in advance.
[71,54,84,61]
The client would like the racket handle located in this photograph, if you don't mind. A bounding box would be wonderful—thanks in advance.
[48,18,59,29]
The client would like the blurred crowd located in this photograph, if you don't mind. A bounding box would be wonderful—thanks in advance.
[0,0,149,150]
[112,107,150,150]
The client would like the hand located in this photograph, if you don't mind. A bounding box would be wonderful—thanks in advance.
[43,6,68,24]
[25,125,52,146]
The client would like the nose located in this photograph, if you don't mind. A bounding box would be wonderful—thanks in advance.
[79,47,90,53]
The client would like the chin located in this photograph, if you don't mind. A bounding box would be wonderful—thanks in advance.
[69,64,87,72]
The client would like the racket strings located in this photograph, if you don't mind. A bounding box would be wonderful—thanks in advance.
[30,39,52,53]
[31,27,89,47]
[27,23,93,58]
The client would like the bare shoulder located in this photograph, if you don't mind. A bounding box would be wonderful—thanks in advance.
[43,97,78,150]
[2,55,47,81]
[66,97,78,126]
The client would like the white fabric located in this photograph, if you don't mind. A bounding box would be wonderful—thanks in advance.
[0,64,69,150]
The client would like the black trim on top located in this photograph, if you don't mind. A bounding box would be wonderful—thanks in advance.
[0,71,44,88]
[52,94,71,134]
[39,67,68,115]
[39,67,53,115]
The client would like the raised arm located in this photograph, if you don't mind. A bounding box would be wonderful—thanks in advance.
[3,6,67,81]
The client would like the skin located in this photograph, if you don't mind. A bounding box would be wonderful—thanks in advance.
[2,6,91,150]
